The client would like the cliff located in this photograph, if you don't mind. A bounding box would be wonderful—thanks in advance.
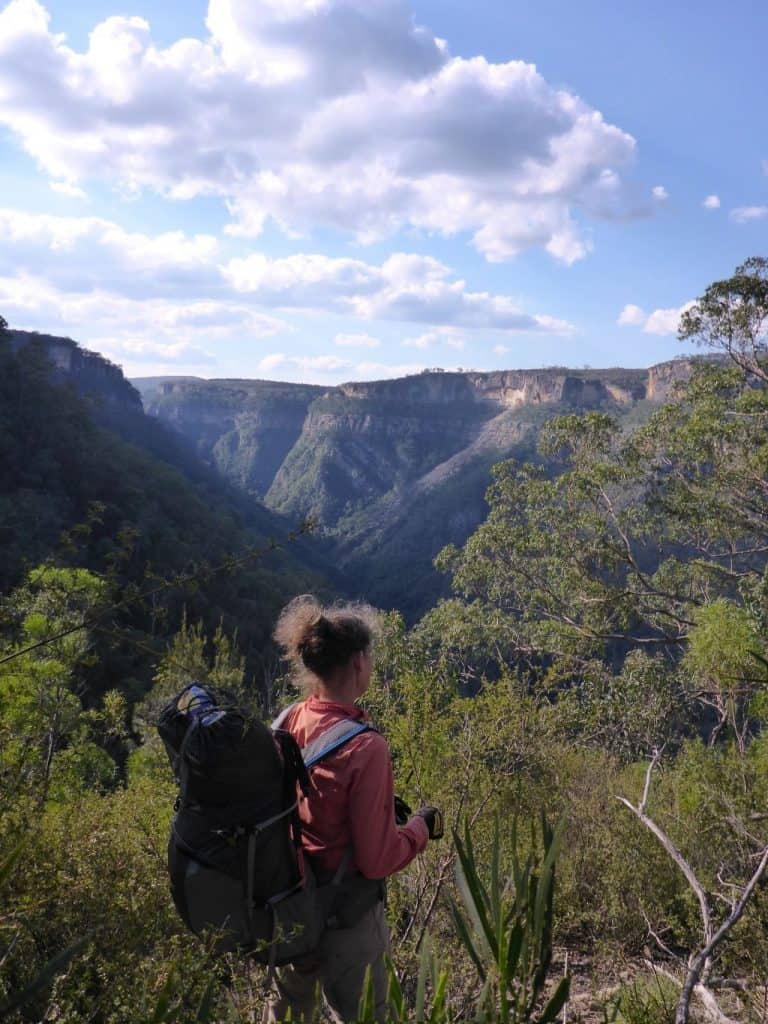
[137,378,324,497]
[134,358,702,616]
[7,330,142,410]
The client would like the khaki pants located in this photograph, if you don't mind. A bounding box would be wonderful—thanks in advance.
[262,901,390,1023]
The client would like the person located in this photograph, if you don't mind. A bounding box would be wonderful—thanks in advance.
[263,595,441,1024]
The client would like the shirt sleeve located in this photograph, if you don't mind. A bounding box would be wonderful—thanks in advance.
[346,732,429,879]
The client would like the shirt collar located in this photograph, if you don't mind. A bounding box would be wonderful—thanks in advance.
[305,694,369,721]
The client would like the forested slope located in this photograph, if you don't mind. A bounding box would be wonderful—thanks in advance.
[0,330,332,702]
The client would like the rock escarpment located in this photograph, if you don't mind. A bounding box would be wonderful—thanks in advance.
[142,379,323,497]
[134,358,702,617]
[136,361,695,518]
[8,330,142,410]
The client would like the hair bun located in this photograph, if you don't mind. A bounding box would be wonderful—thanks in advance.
[274,596,378,684]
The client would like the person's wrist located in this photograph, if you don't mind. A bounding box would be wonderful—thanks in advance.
[409,814,430,840]
[415,805,443,840]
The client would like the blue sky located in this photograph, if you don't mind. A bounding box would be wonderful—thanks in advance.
[0,0,766,383]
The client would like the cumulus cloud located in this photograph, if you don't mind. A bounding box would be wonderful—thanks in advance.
[617,303,647,327]
[617,300,694,335]
[334,332,380,348]
[355,360,426,379]
[402,327,464,349]
[731,206,768,223]
[493,344,510,354]
[652,185,669,201]
[0,265,289,379]
[96,338,217,365]
[702,194,720,209]
[402,331,434,349]
[0,0,638,262]
[225,250,575,332]
[1,207,572,347]
[49,180,87,199]
[0,208,220,298]
[254,351,425,383]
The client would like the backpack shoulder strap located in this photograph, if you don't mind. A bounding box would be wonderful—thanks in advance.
[302,719,375,769]
[271,701,300,732]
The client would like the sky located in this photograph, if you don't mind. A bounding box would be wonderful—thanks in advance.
[0,0,766,384]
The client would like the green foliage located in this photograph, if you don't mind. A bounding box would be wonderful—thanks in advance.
[0,333,326,706]
[679,255,768,382]
[609,974,678,1024]
[450,815,569,1024]
[0,567,116,804]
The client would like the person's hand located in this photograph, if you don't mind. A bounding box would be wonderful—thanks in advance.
[416,805,443,840]
[394,795,412,826]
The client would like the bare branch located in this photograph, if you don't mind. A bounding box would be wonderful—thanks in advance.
[617,753,712,947]
[676,844,768,1024]
[643,962,739,1024]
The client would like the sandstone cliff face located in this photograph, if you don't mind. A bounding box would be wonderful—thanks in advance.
[334,362,681,410]
[8,330,142,409]
[138,378,323,496]
[136,359,701,526]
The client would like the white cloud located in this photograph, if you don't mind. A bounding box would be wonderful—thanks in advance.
[493,344,510,354]
[0,0,638,263]
[257,352,287,372]
[0,269,287,338]
[295,354,351,372]
[618,300,694,335]
[225,250,575,332]
[731,206,768,223]
[402,327,465,348]
[0,206,573,349]
[253,351,426,383]
[0,207,220,297]
[96,337,216,365]
[617,303,647,327]
[702,194,720,209]
[652,185,668,201]
[402,331,434,349]
[355,360,426,379]
[253,351,361,383]
[49,180,87,199]
[334,332,380,348]
[0,267,289,380]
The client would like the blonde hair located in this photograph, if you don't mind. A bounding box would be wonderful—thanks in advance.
[274,595,379,689]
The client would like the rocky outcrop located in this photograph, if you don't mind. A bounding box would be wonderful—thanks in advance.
[134,358,704,521]
[137,378,323,497]
[340,363,688,409]
[7,330,142,409]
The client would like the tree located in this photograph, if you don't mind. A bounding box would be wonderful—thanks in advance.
[679,255,768,384]
[0,566,120,805]
[0,314,8,333]
[435,261,768,754]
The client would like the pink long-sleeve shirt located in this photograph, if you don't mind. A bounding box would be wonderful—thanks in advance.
[279,695,429,879]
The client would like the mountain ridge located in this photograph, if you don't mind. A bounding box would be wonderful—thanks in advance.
[133,357,703,616]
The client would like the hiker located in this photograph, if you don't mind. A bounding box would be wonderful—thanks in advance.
[263,594,442,1024]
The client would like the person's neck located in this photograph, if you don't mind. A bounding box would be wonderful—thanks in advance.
[312,677,358,706]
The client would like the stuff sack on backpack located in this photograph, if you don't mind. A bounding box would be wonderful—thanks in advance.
[158,682,313,962]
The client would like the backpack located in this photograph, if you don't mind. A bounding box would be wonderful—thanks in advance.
[158,682,381,966]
